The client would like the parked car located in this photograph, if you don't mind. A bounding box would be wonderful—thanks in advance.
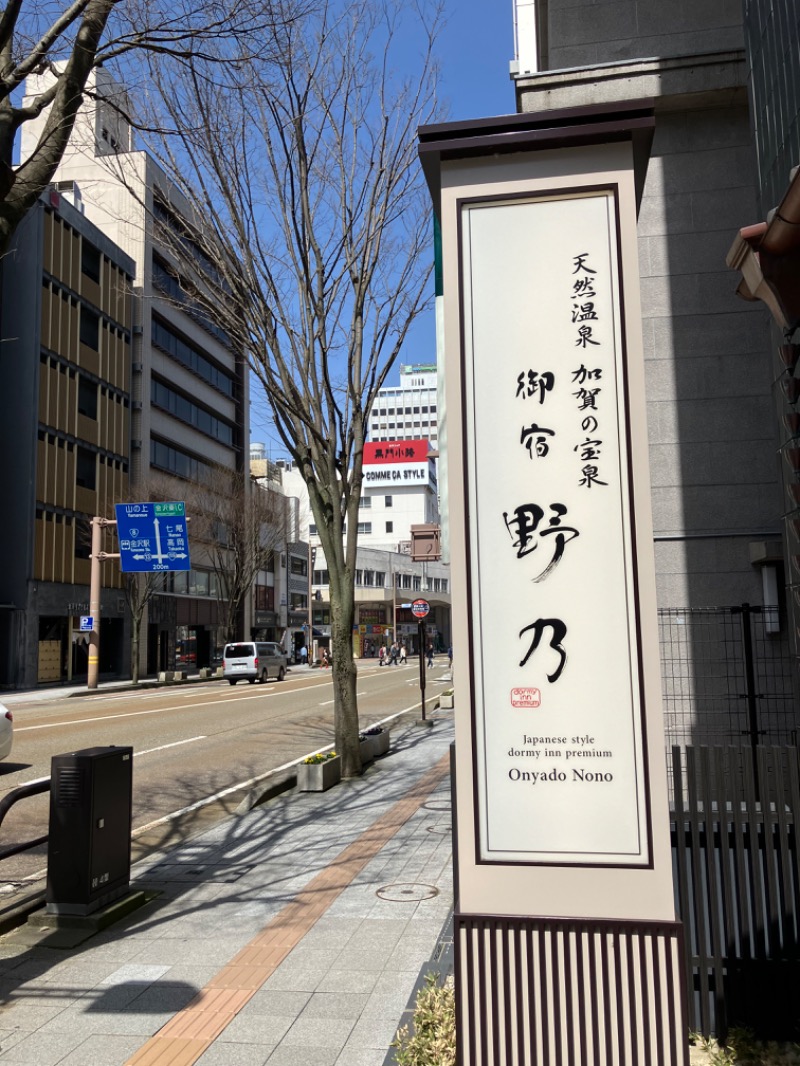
[222,642,288,685]
[0,703,13,761]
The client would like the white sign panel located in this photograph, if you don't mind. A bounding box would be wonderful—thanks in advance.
[463,189,650,866]
[363,463,430,485]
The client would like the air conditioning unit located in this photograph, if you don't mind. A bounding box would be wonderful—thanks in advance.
[131,439,142,449]
[131,400,142,411]
[132,325,143,336]
[131,362,143,372]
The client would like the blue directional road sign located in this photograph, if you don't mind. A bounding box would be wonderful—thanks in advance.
[114,501,191,573]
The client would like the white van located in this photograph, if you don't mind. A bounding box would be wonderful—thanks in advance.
[222,642,288,685]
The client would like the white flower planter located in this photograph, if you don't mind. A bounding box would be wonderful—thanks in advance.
[297,756,342,792]
[368,730,390,758]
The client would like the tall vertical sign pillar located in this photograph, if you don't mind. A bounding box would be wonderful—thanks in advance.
[419,105,688,1064]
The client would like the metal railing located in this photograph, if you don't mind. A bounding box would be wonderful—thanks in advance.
[0,779,50,862]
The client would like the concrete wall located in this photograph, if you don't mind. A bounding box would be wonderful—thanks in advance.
[545,0,744,71]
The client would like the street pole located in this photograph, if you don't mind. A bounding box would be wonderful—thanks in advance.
[418,619,427,721]
[87,517,119,690]
[415,612,433,728]
[392,563,396,644]
[307,543,312,661]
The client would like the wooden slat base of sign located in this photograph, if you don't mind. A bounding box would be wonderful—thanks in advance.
[454,912,688,1065]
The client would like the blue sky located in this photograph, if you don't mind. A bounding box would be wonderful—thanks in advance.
[436,0,517,121]
[250,2,518,449]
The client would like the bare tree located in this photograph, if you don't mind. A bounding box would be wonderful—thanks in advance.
[184,466,291,644]
[0,0,303,255]
[140,0,442,775]
[122,570,161,684]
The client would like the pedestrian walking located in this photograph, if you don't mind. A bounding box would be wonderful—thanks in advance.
[399,642,407,665]
[300,645,308,666]
[389,641,399,666]
[378,646,385,667]
[448,645,453,670]
[426,641,434,668]
[321,648,329,669]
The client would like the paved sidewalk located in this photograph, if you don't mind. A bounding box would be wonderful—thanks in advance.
[0,711,455,1065]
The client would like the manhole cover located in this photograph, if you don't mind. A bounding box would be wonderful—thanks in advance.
[422,801,451,812]
[426,823,450,835]
[376,882,439,902]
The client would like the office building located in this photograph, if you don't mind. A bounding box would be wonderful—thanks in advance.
[21,69,249,674]
[0,190,134,688]
[368,363,440,446]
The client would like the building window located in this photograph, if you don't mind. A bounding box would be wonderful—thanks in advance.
[359,496,371,508]
[290,556,307,576]
[255,585,274,611]
[386,521,393,533]
[79,306,99,350]
[81,241,101,283]
[75,446,96,490]
[151,316,234,396]
[313,568,330,584]
[309,523,317,535]
[151,378,234,445]
[290,592,308,610]
[385,496,393,507]
[357,522,372,535]
[150,437,213,481]
[74,516,90,559]
[78,377,98,419]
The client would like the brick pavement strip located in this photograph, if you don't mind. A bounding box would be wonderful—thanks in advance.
[123,754,450,1066]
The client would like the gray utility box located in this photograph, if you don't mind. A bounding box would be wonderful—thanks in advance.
[46,745,133,916]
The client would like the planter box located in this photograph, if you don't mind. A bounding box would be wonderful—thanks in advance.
[368,730,390,758]
[359,738,374,766]
[297,756,342,792]
[439,692,454,709]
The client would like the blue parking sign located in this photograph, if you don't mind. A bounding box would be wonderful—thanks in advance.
[114,502,191,573]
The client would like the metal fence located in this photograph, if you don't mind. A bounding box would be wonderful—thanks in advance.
[671,745,800,1039]
[659,605,799,749]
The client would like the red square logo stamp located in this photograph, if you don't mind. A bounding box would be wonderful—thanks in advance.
[511,687,541,708]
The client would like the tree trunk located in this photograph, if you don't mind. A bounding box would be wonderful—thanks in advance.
[330,579,361,777]
[131,623,140,685]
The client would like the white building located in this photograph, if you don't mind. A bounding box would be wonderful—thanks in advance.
[359,440,439,551]
[275,452,449,657]
[21,70,249,673]
[280,440,438,553]
[367,363,439,446]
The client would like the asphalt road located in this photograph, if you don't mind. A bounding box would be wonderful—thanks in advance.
[0,659,452,905]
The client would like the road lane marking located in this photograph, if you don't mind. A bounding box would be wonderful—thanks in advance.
[137,737,206,755]
[13,685,328,731]
[0,701,426,896]
[319,690,366,706]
